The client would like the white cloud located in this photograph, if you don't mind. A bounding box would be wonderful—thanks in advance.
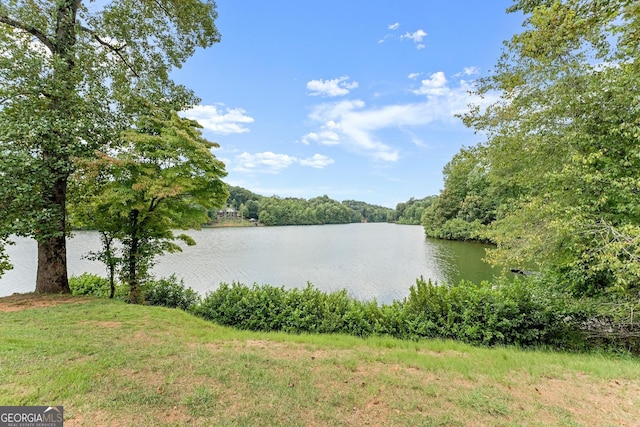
[302,69,497,162]
[379,23,400,43]
[463,66,480,75]
[454,66,480,77]
[181,104,254,135]
[412,71,448,96]
[233,151,334,173]
[233,151,297,174]
[307,76,359,97]
[307,100,403,161]
[300,130,340,146]
[408,72,421,80]
[401,29,427,49]
[299,154,335,169]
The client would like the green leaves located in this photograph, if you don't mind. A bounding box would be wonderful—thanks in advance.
[0,1,221,289]
[421,147,495,242]
[461,0,640,294]
[194,278,575,348]
[69,107,228,301]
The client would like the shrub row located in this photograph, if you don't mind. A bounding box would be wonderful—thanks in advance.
[68,273,593,350]
[194,278,581,348]
[401,277,576,347]
[143,275,201,311]
[193,282,393,337]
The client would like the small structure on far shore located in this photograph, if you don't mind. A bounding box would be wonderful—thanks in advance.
[217,207,242,221]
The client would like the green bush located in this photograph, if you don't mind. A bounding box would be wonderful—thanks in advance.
[194,282,386,337]
[71,269,633,352]
[143,275,201,311]
[193,277,585,349]
[400,276,574,346]
[69,273,111,297]
[70,273,128,299]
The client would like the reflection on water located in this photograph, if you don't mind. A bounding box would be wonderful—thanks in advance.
[430,238,501,285]
[0,223,501,304]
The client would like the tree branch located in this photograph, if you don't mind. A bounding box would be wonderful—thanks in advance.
[151,0,174,20]
[149,196,164,213]
[0,14,55,53]
[79,25,140,78]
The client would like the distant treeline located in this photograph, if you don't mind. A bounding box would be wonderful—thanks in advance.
[211,186,434,226]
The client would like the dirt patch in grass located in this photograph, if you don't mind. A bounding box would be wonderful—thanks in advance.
[505,372,640,426]
[208,338,371,363]
[79,320,122,328]
[0,293,91,312]
[200,339,640,426]
[417,348,469,358]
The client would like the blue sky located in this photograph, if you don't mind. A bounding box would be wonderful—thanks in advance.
[174,1,523,208]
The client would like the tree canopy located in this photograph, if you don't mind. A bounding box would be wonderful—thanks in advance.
[70,107,228,303]
[457,0,640,294]
[0,0,220,292]
[421,146,497,241]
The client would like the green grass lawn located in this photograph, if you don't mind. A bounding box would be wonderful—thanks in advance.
[1,294,639,426]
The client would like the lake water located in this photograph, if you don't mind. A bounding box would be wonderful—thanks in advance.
[0,223,501,304]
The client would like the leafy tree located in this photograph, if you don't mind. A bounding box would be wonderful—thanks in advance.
[243,199,261,220]
[0,0,220,293]
[309,195,354,224]
[463,0,640,294]
[394,196,436,225]
[421,147,495,241]
[0,235,11,279]
[70,108,228,303]
[255,195,354,226]
[231,186,261,220]
[227,186,263,209]
[213,188,395,226]
[341,200,394,222]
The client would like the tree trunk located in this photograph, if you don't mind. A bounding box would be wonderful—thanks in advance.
[34,0,79,293]
[36,236,70,294]
[127,209,143,304]
[109,265,116,299]
[99,232,118,299]
[35,176,70,294]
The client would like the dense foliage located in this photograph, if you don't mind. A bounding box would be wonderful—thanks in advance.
[194,279,580,348]
[257,195,357,226]
[226,186,262,220]
[421,0,640,298]
[392,197,436,225]
[479,0,640,296]
[70,270,638,351]
[341,200,395,223]
[216,186,396,226]
[69,273,113,298]
[143,275,201,312]
[70,108,228,303]
[70,273,199,311]
[421,147,498,242]
[0,1,220,291]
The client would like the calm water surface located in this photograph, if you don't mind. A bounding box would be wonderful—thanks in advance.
[0,223,500,303]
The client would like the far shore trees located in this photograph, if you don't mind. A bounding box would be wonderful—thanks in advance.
[0,0,220,293]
